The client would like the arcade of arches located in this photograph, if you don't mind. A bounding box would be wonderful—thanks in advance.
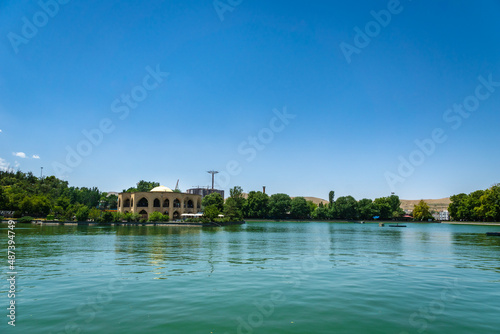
[118,189,201,220]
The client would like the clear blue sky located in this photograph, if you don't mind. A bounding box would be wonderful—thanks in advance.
[1,0,499,200]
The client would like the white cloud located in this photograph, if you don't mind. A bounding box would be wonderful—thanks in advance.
[32,154,40,159]
[0,129,2,133]
[0,158,9,171]
[12,152,26,158]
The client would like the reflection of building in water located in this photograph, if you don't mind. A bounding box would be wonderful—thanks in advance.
[117,186,201,220]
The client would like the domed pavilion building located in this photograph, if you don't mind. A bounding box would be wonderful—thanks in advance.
[117,186,202,220]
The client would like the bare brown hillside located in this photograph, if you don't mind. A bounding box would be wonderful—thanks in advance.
[400,198,450,212]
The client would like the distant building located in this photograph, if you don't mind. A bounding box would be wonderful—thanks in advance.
[439,210,449,221]
[186,187,224,199]
[118,186,201,220]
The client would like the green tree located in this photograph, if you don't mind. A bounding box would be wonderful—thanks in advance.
[413,200,433,221]
[268,193,292,219]
[32,195,52,217]
[20,196,34,215]
[101,211,114,223]
[75,206,90,221]
[148,211,168,222]
[328,191,335,208]
[202,192,224,212]
[373,197,392,220]
[244,191,269,218]
[136,180,160,192]
[223,186,246,220]
[204,204,220,221]
[312,206,329,220]
[53,205,65,218]
[89,208,102,221]
[0,187,8,208]
[449,193,467,220]
[122,180,159,193]
[474,185,500,222]
[328,202,337,219]
[306,200,317,216]
[55,196,71,210]
[335,196,358,220]
[112,212,124,222]
[358,198,377,220]
[290,197,310,219]
[388,195,405,218]
[465,190,485,221]
[124,212,140,222]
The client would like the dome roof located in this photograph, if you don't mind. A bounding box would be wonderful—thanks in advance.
[150,185,173,192]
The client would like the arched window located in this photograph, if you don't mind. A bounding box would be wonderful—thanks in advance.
[197,201,200,209]
[118,199,121,208]
[173,199,181,208]
[163,199,170,207]
[137,197,149,207]
[131,199,133,207]
[153,198,160,207]
[124,199,130,207]
[164,210,169,216]
[173,211,180,219]
[187,200,194,208]
[139,210,148,219]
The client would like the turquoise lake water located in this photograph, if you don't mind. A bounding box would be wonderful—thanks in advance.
[1,222,500,334]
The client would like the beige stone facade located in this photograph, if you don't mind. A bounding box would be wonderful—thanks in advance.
[117,186,201,220]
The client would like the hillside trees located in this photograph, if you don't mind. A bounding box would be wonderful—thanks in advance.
[290,197,310,219]
[449,184,500,221]
[268,193,292,219]
[202,192,224,212]
[413,200,433,221]
[223,186,246,220]
[244,191,269,218]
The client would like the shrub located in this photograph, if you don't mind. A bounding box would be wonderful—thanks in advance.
[112,212,123,222]
[203,204,220,221]
[18,216,34,223]
[46,214,55,221]
[148,212,168,222]
[101,212,114,223]
[75,207,90,222]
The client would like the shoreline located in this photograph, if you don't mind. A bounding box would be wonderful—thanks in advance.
[443,221,500,226]
[3,219,500,227]
[245,219,500,226]
[0,220,245,227]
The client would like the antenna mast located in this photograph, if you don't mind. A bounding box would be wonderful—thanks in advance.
[207,170,219,190]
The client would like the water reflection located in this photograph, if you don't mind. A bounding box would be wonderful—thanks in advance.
[3,222,500,280]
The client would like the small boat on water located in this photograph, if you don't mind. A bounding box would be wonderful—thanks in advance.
[486,232,500,236]
[389,224,406,227]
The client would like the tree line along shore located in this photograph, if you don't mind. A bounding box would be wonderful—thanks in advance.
[0,170,498,223]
